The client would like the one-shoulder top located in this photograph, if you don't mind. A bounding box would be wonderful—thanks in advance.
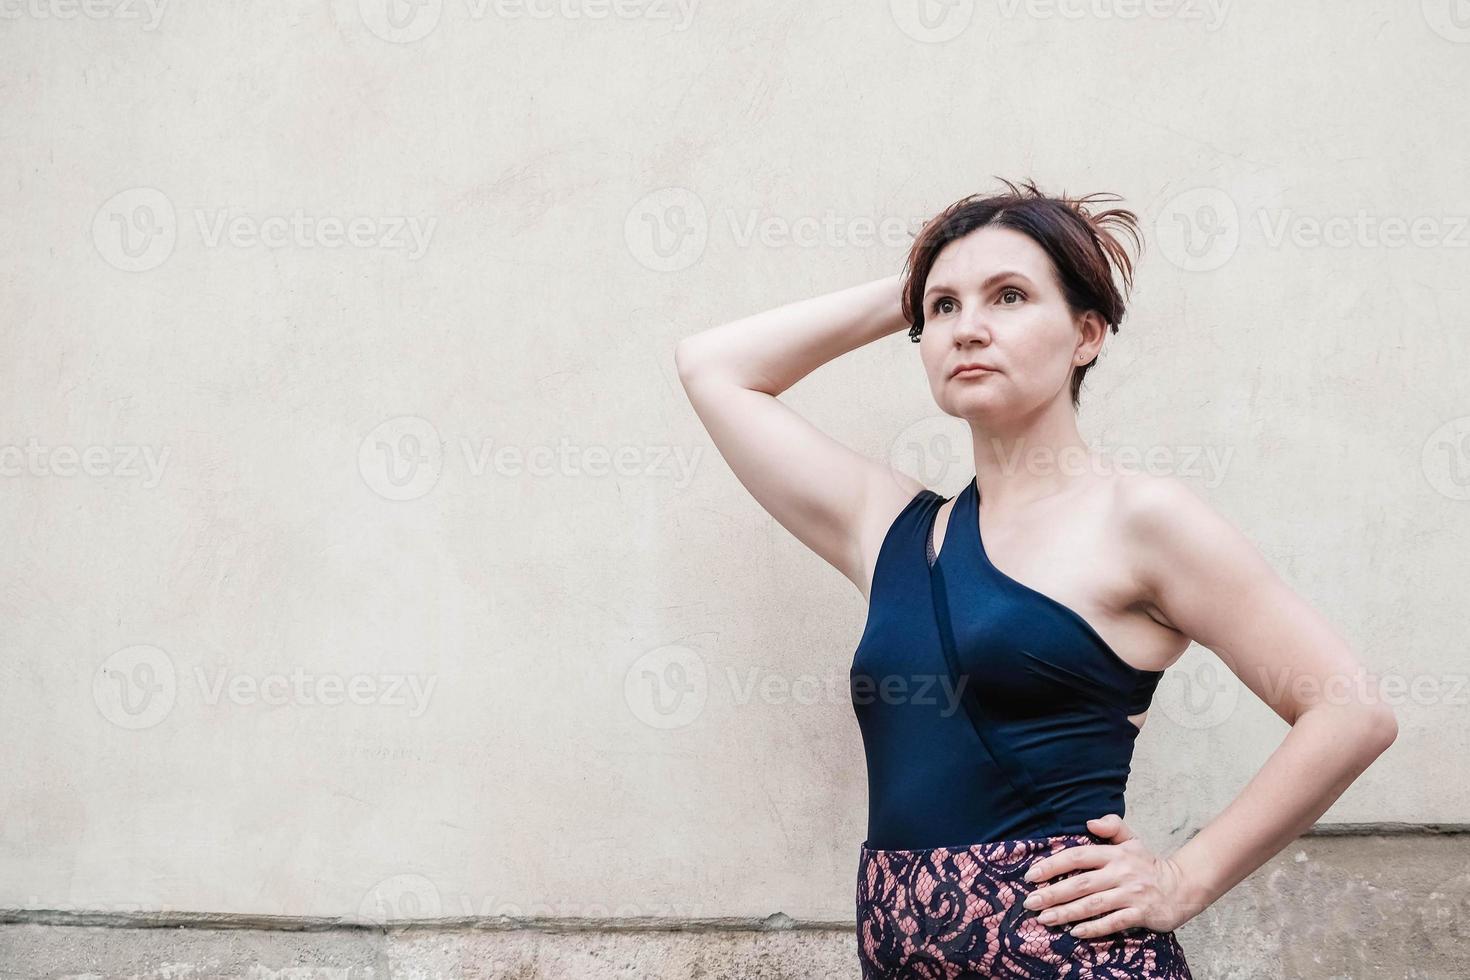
[849,475,1166,849]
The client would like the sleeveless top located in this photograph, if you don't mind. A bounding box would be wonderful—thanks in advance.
[849,475,1165,850]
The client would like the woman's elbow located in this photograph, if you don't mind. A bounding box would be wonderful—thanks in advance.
[1297,699,1398,756]
[1366,703,1399,751]
[674,336,709,383]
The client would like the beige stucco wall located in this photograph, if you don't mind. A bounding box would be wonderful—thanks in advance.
[2,1,1466,975]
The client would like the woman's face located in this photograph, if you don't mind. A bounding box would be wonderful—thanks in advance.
[918,224,1101,421]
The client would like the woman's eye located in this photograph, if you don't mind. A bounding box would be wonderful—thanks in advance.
[934,297,956,315]
[999,287,1024,305]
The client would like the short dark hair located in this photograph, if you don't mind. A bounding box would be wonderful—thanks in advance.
[900,177,1143,410]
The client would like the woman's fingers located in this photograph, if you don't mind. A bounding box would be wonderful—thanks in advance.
[1034,884,1132,929]
[1025,840,1109,883]
[1085,812,1135,843]
[1023,869,1112,912]
[1065,902,1147,939]
[1022,822,1188,938]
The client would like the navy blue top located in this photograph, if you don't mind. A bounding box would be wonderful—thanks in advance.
[849,475,1165,850]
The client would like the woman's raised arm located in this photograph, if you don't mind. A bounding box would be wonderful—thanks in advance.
[674,273,924,599]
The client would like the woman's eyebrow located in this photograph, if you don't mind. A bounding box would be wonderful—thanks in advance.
[924,270,1033,299]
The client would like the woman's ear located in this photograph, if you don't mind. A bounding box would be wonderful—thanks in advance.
[1074,309,1108,363]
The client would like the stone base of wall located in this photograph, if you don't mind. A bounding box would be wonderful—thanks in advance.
[3,828,1465,979]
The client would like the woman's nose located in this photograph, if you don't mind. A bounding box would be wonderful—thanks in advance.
[952,314,990,342]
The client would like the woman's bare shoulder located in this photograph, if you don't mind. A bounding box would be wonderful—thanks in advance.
[1109,469,1222,540]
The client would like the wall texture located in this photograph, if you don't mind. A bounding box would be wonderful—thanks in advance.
[2,1,1466,977]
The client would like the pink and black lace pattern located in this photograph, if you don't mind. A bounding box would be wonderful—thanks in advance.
[856,833,1193,979]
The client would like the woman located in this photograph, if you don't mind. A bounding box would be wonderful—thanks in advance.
[674,178,1398,978]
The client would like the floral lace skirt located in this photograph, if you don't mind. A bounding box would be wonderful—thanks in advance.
[856,832,1194,979]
